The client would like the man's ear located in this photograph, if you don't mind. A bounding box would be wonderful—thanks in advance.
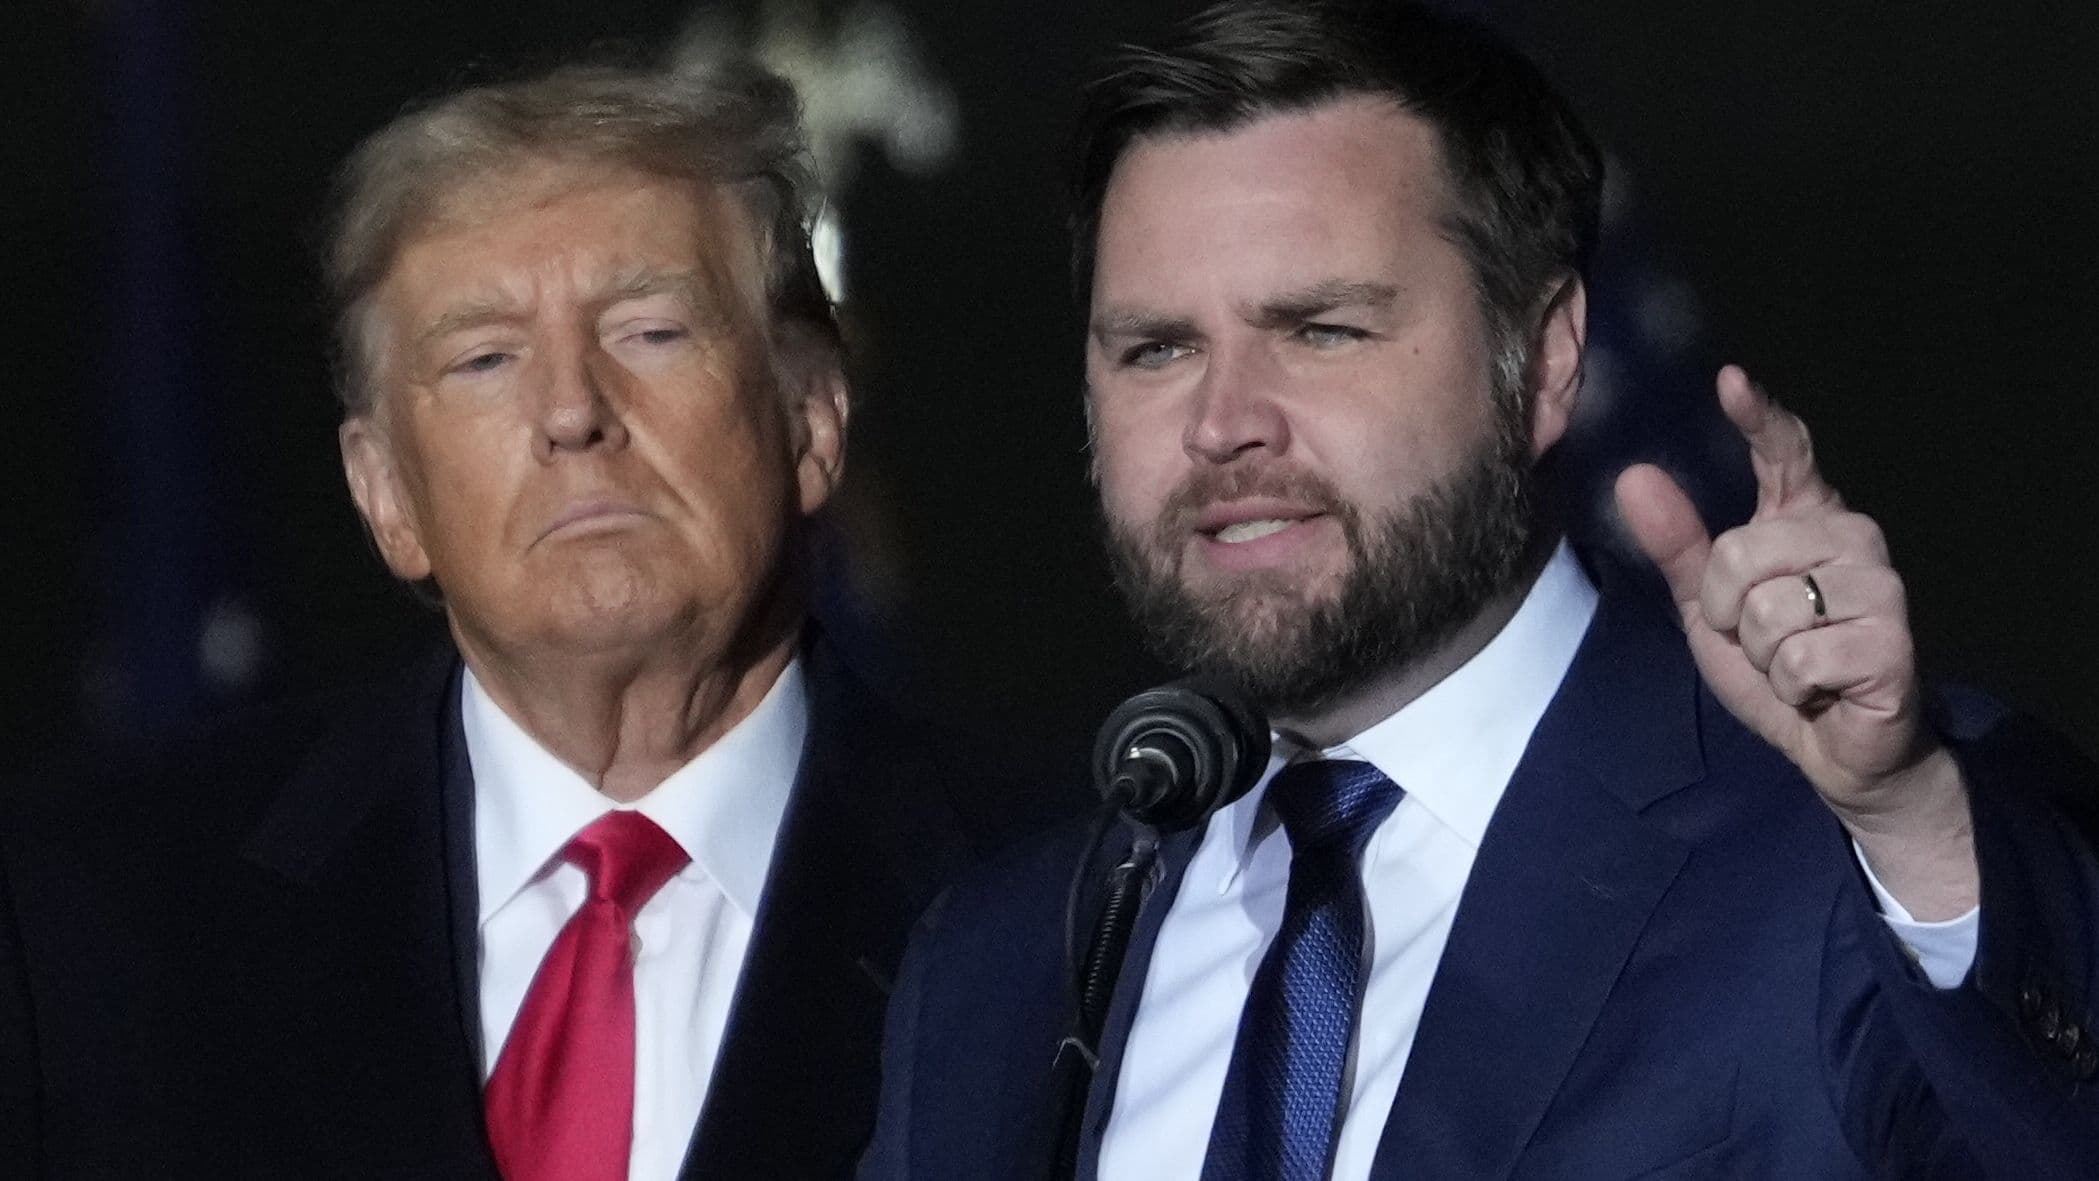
[1525,275,1588,459]
[339,416,433,581]
[790,361,849,516]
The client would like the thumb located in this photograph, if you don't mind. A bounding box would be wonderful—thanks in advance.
[1615,463,1712,616]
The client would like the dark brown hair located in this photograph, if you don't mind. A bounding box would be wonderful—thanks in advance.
[1072,0,1603,380]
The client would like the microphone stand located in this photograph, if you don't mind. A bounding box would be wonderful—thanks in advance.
[1044,818,1159,1181]
[1041,676,1267,1179]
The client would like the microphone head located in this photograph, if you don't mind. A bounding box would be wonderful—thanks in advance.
[1091,678,1270,831]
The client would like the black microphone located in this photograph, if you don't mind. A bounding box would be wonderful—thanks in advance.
[1090,678,1271,831]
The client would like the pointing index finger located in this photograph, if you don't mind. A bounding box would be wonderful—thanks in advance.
[1719,364,1839,515]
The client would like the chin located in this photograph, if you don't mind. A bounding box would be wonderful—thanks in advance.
[1191,566,1343,619]
[542,613,683,656]
[528,567,691,651]
[1224,591,1336,650]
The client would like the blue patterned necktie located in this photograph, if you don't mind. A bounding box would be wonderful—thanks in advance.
[1201,759,1404,1181]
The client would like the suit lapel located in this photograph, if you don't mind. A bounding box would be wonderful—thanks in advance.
[230,647,498,1178]
[440,684,488,1078]
[1370,593,1706,1179]
[1072,827,1204,1181]
[680,640,963,1180]
[224,635,964,1177]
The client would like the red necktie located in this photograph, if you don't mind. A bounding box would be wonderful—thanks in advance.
[484,810,690,1181]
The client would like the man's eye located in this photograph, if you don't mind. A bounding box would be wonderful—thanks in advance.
[1297,322,1369,348]
[608,317,693,349]
[1120,341,1192,370]
[453,351,512,375]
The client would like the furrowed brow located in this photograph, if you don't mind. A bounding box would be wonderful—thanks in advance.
[417,298,526,347]
[1247,279,1399,330]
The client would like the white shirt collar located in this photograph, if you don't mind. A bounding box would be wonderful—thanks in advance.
[464,659,808,926]
[1219,542,1599,886]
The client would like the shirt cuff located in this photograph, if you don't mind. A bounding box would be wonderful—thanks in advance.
[1853,839,1979,989]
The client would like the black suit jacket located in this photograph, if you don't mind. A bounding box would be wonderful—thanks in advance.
[0,634,1041,1178]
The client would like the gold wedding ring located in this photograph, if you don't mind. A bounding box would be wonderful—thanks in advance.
[1801,573,1829,625]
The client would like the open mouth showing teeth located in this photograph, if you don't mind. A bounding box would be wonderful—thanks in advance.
[1212,518,1299,543]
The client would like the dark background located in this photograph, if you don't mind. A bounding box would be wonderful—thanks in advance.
[6,0,2095,767]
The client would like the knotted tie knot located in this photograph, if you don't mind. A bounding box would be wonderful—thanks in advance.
[1266,758,1403,861]
[564,810,689,918]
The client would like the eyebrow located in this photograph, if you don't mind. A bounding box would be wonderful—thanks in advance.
[1245,279,1399,330]
[413,268,723,347]
[605,267,713,311]
[1089,278,1401,344]
[602,268,735,333]
[416,298,525,348]
[1089,307,1198,344]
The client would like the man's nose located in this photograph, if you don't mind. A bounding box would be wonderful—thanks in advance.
[533,345,630,460]
[1184,342,1290,464]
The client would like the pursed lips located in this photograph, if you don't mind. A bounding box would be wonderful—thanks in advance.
[535,498,654,545]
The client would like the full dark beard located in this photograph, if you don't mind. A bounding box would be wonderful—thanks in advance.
[1103,427,1536,717]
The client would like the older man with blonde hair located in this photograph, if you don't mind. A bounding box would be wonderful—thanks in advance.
[0,58,1015,1180]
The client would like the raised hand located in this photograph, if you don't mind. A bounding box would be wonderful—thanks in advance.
[1614,366,1976,919]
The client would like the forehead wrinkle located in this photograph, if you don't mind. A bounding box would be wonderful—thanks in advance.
[403,167,749,317]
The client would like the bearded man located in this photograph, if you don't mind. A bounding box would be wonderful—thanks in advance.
[862,2,2099,1177]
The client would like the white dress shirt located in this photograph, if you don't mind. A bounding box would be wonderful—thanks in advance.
[1097,545,1978,1181]
[465,660,806,1181]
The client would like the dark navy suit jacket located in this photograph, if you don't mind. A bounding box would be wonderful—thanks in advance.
[862,593,2099,1179]
[0,633,1044,1178]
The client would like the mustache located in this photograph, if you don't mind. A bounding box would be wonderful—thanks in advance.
[1152,464,1352,540]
